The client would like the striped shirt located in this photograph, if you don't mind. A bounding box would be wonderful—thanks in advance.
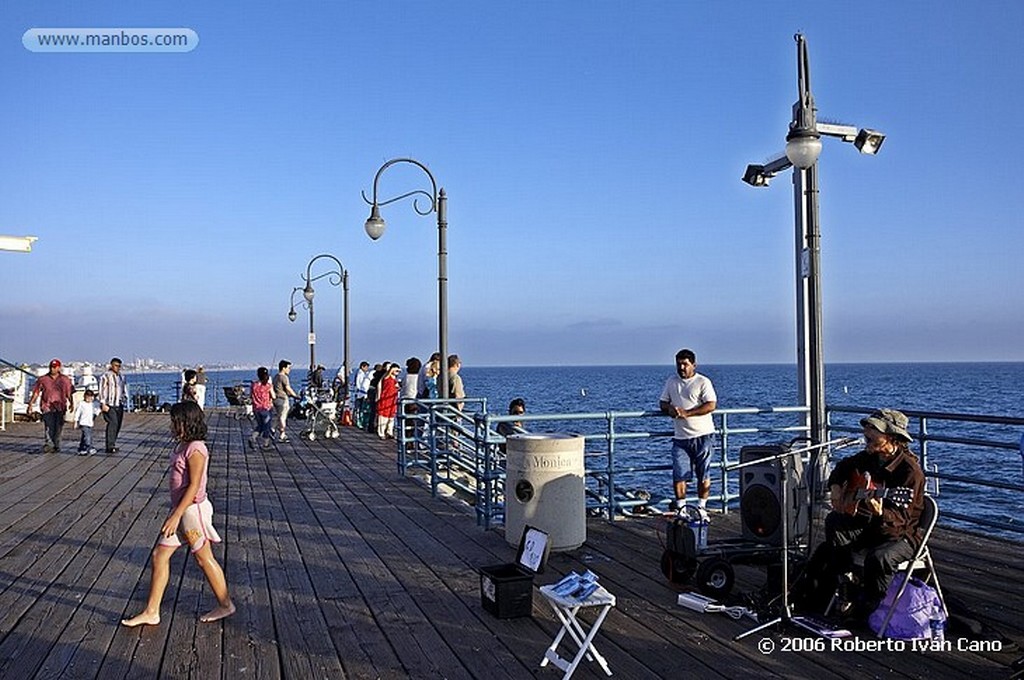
[98,369,127,408]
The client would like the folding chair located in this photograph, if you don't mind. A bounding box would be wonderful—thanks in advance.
[875,494,946,638]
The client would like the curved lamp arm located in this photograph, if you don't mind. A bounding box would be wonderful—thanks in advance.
[304,253,347,292]
[361,158,439,239]
[287,286,310,322]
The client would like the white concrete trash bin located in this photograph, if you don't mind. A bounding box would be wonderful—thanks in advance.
[505,434,586,551]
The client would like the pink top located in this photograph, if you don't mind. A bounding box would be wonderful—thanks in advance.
[32,373,74,413]
[169,440,209,506]
[251,380,274,411]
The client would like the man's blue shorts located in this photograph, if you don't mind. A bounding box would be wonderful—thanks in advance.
[671,434,714,485]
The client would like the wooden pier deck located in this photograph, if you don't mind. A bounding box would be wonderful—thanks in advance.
[0,412,1020,679]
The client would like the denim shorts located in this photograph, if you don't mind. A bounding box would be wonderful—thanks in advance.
[671,434,714,484]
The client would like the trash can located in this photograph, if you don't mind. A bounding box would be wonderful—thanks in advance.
[505,434,586,551]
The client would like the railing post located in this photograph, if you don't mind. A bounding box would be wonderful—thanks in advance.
[396,399,406,474]
[606,411,616,522]
[719,412,729,513]
[428,404,439,497]
[486,413,494,529]
[477,412,490,529]
[919,415,929,490]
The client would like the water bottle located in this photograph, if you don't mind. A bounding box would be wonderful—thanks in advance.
[929,601,945,643]
[684,505,709,551]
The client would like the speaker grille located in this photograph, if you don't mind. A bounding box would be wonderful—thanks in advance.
[741,484,781,539]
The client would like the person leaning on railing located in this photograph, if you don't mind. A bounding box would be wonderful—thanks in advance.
[497,398,526,438]
[448,354,465,410]
[497,398,527,454]
[658,348,717,512]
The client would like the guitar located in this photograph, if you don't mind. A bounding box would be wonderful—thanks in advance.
[834,469,914,516]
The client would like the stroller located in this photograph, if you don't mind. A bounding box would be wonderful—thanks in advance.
[300,387,339,441]
[223,385,253,420]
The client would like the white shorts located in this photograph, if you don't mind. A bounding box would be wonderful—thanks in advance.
[158,499,222,553]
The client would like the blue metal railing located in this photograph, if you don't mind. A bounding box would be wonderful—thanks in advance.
[396,399,1024,539]
[398,398,811,529]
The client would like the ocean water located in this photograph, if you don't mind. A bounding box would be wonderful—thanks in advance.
[121,362,1024,413]
[126,363,1024,538]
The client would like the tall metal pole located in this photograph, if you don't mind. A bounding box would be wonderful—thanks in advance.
[437,188,449,400]
[307,288,316,372]
[793,169,811,430]
[342,269,350,394]
[806,164,826,448]
[790,33,826,448]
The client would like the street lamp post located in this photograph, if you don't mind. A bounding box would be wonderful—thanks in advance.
[743,33,886,450]
[362,158,450,399]
[289,254,350,390]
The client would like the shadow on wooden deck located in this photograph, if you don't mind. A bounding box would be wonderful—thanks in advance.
[0,411,1020,679]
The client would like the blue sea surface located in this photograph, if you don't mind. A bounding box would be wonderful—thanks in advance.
[126,363,1024,538]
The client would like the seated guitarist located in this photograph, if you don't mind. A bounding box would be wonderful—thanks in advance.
[799,409,926,616]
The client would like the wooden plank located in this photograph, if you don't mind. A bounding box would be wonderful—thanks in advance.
[0,442,165,676]
[276,436,460,679]
[246,428,348,679]
[286,437,526,679]
[216,412,282,680]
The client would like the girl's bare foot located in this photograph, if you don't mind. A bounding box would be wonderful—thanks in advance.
[121,611,160,627]
[199,602,236,623]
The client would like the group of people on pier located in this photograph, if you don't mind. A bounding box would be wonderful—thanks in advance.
[241,352,467,447]
[346,353,465,440]
[25,357,128,455]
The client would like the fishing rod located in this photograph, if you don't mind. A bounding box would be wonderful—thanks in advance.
[0,357,36,378]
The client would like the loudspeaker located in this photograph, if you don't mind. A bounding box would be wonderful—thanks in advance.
[739,444,808,545]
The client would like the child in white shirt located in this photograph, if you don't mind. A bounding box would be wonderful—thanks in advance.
[73,390,100,455]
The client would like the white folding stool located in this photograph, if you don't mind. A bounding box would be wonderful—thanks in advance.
[538,583,616,679]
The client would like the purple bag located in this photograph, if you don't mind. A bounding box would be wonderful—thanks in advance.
[869,573,944,640]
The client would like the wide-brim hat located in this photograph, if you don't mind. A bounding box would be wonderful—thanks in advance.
[860,408,912,443]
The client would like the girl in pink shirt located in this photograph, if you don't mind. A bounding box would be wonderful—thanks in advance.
[249,366,275,448]
[121,400,235,627]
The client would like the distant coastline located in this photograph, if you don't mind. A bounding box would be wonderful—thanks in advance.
[8,359,1024,375]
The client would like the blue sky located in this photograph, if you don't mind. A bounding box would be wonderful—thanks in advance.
[1,1,1022,368]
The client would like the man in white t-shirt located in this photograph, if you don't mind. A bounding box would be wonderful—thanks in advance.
[659,348,718,511]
